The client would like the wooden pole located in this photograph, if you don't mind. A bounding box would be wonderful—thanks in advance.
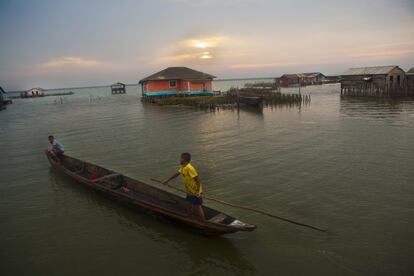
[150,178,327,232]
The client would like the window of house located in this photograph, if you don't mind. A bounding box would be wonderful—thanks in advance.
[397,75,401,84]
[169,80,177,88]
[389,76,394,82]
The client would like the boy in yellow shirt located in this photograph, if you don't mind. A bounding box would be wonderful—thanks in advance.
[162,153,205,220]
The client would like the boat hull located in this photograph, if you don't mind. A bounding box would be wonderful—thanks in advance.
[46,153,256,236]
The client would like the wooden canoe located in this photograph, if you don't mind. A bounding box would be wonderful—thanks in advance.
[45,152,257,236]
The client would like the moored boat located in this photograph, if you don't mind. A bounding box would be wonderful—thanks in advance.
[45,152,257,235]
[238,96,263,106]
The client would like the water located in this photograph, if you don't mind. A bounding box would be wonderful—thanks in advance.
[1,81,413,275]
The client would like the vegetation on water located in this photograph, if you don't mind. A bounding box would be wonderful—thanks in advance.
[142,87,310,110]
[228,88,310,106]
[149,95,235,106]
[244,81,278,89]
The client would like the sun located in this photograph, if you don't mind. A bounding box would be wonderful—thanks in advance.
[193,41,210,49]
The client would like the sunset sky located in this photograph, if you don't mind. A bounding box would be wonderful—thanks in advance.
[1,0,413,90]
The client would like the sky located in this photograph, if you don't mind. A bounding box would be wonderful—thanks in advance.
[0,0,413,90]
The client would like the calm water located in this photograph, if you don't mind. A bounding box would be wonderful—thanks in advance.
[1,81,413,275]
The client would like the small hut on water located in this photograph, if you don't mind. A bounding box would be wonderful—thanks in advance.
[139,67,216,97]
[1,87,12,109]
[21,88,45,98]
[111,82,126,94]
[0,86,5,101]
[340,65,414,97]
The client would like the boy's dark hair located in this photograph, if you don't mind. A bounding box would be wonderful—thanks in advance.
[181,152,191,162]
[48,135,54,139]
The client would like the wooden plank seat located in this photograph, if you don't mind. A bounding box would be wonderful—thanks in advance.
[91,173,121,183]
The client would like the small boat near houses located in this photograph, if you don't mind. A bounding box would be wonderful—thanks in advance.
[237,95,263,107]
[45,152,257,236]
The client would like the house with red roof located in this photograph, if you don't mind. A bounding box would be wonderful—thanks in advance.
[139,67,216,97]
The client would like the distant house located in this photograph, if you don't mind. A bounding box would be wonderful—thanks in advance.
[139,67,216,97]
[278,72,325,87]
[21,88,45,98]
[0,86,12,109]
[279,74,301,87]
[111,82,126,94]
[301,72,326,85]
[340,65,412,97]
[0,86,5,101]
[406,68,414,95]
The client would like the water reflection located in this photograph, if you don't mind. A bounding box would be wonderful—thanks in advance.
[340,96,414,119]
[238,106,264,116]
[49,169,256,275]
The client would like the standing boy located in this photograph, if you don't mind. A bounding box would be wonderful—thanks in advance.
[162,153,205,220]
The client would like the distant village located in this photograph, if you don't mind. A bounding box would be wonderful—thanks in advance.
[138,65,414,98]
[274,66,414,97]
[1,65,414,110]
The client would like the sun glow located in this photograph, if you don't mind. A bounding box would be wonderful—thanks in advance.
[200,51,212,59]
[194,41,210,48]
[158,36,229,63]
[189,38,220,49]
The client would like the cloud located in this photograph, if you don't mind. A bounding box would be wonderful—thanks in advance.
[156,36,227,64]
[161,0,252,6]
[155,35,250,66]
[39,56,105,68]
[230,62,305,69]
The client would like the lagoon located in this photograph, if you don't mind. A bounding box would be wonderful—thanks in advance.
[1,81,413,275]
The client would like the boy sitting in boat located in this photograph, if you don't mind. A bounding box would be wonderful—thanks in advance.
[162,153,205,220]
[45,135,65,162]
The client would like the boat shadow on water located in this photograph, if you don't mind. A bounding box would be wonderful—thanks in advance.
[48,168,257,274]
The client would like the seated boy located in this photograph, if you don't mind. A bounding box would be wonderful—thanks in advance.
[45,135,65,162]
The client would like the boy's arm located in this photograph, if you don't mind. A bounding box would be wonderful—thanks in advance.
[162,172,180,184]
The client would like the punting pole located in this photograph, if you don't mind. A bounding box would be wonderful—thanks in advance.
[150,178,326,232]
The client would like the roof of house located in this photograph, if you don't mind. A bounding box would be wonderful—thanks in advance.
[139,67,216,83]
[342,66,399,76]
[407,68,414,74]
[111,82,125,87]
[301,72,325,77]
[281,74,299,78]
[0,86,5,95]
[27,87,45,91]
[281,72,324,78]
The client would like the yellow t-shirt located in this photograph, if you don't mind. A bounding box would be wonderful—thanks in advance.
[178,163,203,196]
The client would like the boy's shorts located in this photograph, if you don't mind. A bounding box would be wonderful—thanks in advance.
[53,149,64,160]
[186,194,203,205]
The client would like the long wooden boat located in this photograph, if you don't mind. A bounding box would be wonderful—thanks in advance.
[46,152,257,236]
